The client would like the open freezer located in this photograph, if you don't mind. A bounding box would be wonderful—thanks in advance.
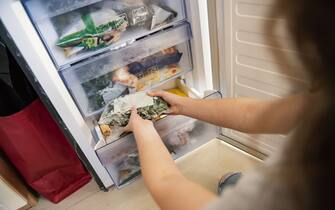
[0,0,215,190]
[1,0,309,192]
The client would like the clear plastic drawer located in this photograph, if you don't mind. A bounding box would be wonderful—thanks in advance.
[22,0,187,67]
[96,92,221,188]
[60,23,193,118]
[96,119,219,188]
[97,134,140,187]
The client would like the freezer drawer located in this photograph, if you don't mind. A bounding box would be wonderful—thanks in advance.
[22,0,187,68]
[96,92,221,188]
[60,24,193,118]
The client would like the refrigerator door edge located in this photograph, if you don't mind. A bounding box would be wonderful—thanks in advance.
[185,0,213,94]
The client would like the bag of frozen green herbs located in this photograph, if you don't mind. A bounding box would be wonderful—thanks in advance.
[98,92,169,139]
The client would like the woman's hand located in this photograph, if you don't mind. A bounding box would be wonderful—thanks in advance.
[123,106,154,132]
[148,91,186,115]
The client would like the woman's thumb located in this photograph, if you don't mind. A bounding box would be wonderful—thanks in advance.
[131,106,138,115]
[148,90,164,97]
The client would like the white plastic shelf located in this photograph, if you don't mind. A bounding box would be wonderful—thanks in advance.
[97,117,219,188]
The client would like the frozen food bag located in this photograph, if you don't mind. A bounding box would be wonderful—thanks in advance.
[108,1,177,29]
[99,93,169,127]
[80,46,181,114]
[118,152,141,185]
[149,4,177,29]
[56,8,128,57]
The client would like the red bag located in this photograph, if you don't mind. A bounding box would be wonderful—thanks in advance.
[0,99,91,203]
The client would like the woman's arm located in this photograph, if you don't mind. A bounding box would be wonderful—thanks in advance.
[124,108,217,210]
[150,91,309,134]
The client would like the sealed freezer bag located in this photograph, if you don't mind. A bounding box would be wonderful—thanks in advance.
[101,140,140,186]
[164,120,196,154]
[113,46,183,91]
[149,4,177,29]
[56,8,128,57]
[99,92,169,126]
[98,93,169,140]
[118,152,141,185]
[103,0,177,29]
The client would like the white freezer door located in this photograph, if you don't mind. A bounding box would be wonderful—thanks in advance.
[213,0,310,155]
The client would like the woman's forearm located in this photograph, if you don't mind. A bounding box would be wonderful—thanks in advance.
[133,122,181,189]
[133,122,217,210]
[179,94,307,134]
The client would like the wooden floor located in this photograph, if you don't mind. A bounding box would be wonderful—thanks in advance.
[31,139,262,210]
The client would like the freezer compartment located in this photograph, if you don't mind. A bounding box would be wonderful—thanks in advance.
[96,91,221,188]
[96,116,219,188]
[22,0,187,67]
[97,134,140,187]
[61,24,193,118]
[92,79,198,150]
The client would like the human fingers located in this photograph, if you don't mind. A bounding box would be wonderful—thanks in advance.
[130,106,138,115]
[123,106,138,132]
[147,90,166,98]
